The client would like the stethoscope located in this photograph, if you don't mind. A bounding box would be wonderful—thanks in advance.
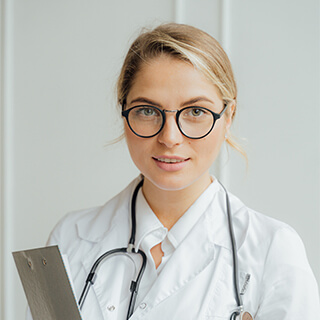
[78,178,252,320]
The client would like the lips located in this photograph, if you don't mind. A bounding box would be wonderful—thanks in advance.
[152,156,190,172]
[155,157,186,163]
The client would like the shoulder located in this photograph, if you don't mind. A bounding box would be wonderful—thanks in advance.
[245,206,299,249]
[229,192,314,276]
[229,192,299,245]
[47,178,140,250]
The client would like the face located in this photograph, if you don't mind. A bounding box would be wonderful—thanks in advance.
[124,55,232,193]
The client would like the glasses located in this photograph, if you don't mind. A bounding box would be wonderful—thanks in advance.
[122,104,227,139]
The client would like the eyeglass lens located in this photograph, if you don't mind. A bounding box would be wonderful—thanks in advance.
[126,105,216,139]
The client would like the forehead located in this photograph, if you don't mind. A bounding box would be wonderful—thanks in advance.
[127,55,222,105]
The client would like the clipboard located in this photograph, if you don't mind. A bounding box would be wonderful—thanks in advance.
[12,245,82,320]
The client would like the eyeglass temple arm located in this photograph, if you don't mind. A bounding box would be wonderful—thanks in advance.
[218,103,228,118]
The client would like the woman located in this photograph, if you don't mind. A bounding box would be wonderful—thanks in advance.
[27,23,319,319]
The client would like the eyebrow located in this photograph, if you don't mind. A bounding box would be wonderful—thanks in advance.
[181,97,215,107]
[129,97,162,107]
[129,96,215,108]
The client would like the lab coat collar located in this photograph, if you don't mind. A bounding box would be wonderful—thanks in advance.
[76,177,140,243]
[134,189,166,253]
[75,176,249,251]
[168,178,220,248]
[134,178,222,258]
[205,183,249,252]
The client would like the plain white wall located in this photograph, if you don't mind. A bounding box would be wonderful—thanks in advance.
[227,0,320,288]
[1,0,319,319]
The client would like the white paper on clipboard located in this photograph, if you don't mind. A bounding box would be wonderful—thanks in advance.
[13,245,82,320]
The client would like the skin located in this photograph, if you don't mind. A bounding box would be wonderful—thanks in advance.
[124,55,234,267]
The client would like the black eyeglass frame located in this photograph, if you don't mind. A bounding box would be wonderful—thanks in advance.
[121,104,228,139]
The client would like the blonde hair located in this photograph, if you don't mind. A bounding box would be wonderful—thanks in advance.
[116,23,245,157]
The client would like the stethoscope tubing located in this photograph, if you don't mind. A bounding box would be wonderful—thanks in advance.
[78,178,244,320]
[128,179,144,249]
[78,246,147,320]
[78,247,127,309]
[78,178,147,319]
[126,249,147,319]
[219,182,243,319]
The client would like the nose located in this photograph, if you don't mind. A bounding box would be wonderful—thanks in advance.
[157,111,183,147]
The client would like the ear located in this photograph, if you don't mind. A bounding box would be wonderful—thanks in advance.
[225,102,235,130]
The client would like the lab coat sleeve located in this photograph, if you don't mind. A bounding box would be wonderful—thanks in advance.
[256,226,320,319]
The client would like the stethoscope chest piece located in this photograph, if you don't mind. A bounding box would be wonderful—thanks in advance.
[240,311,253,320]
[232,311,253,320]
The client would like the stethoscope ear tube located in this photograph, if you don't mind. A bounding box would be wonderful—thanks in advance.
[126,249,147,319]
[78,247,147,319]
[78,247,128,309]
[230,311,240,320]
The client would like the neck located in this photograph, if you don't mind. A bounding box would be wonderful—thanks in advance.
[142,173,212,230]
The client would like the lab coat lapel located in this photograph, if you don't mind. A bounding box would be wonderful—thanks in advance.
[76,181,135,317]
[142,195,232,310]
[80,229,127,315]
[79,215,135,320]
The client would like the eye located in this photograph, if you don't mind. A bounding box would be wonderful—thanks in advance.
[183,107,209,118]
[135,106,158,117]
[131,106,162,122]
[190,108,204,117]
[180,107,212,124]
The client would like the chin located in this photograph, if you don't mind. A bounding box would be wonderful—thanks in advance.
[154,182,189,192]
[144,174,199,192]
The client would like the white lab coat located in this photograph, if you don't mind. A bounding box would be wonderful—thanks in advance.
[26,177,320,319]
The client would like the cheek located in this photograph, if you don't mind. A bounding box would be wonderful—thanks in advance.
[124,129,152,166]
[123,121,131,139]
[124,124,141,151]
[126,135,141,157]
[126,139,145,171]
[196,132,225,162]
[124,127,139,156]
